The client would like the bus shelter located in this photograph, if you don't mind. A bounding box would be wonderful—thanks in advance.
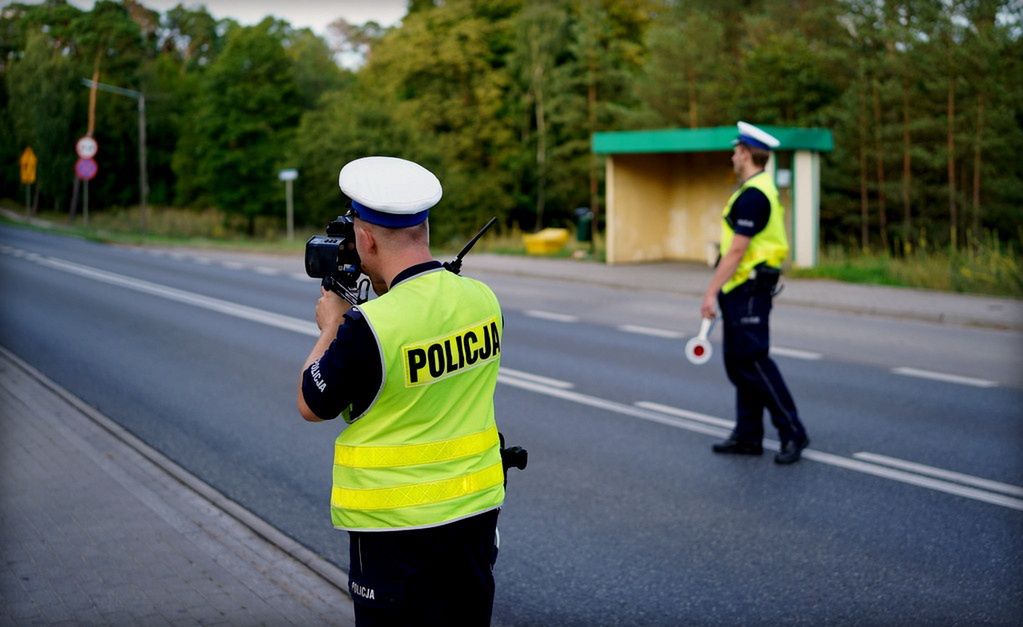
[592,126,833,267]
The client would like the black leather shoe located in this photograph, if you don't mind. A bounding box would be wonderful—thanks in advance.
[712,438,763,455]
[774,437,809,465]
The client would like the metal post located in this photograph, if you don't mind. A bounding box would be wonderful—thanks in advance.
[83,180,89,225]
[25,185,30,214]
[80,79,148,231]
[285,179,294,241]
[138,93,148,232]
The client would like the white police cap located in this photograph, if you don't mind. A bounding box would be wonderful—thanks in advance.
[338,156,442,227]
[733,121,781,151]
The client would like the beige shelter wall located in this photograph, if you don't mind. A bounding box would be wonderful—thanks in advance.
[605,146,820,267]
[606,154,671,263]
[665,153,735,265]
[607,152,734,264]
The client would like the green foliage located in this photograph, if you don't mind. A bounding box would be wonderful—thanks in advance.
[791,231,1023,298]
[5,32,78,211]
[290,85,427,228]
[1,0,1020,270]
[176,20,302,230]
[285,28,350,110]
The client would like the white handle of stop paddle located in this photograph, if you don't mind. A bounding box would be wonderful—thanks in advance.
[684,317,715,365]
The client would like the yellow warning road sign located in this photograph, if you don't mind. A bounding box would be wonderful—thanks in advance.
[20,147,37,185]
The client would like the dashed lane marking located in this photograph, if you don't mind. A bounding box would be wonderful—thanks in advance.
[634,401,733,429]
[524,310,579,323]
[618,325,683,339]
[254,267,281,276]
[770,346,823,360]
[891,367,997,388]
[500,368,574,389]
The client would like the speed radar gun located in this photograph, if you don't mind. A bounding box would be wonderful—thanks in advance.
[685,317,716,365]
[305,215,498,305]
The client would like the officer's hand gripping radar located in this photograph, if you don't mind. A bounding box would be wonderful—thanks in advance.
[305,216,498,305]
[685,317,715,365]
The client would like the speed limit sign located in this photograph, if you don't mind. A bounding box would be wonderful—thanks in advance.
[76,136,98,160]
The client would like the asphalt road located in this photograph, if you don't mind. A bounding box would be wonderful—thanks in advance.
[1,224,1021,625]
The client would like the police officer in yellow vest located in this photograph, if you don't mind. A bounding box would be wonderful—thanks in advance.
[298,156,505,624]
[700,122,810,465]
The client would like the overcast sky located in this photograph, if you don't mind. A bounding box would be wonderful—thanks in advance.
[26,0,408,34]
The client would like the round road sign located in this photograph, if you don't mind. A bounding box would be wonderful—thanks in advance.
[76,136,98,159]
[75,158,98,181]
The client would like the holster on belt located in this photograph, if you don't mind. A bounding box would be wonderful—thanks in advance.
[749,262,781,292]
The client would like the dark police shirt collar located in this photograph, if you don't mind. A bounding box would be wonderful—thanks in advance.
[390,260,443,289]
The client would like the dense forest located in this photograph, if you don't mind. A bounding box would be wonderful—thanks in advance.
[2,0,1020,250]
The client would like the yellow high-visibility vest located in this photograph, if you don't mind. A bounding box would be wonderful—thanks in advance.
[719,171,789,294]
[330,267,505,531]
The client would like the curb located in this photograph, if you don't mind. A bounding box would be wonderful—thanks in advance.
[0,344,352,601]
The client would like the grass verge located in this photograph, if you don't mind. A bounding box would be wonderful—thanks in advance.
[790,239,1022,298]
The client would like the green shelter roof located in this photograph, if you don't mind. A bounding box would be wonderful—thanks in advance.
[592,126,834,154]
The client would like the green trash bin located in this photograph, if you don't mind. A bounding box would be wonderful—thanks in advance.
[575,207,593,242]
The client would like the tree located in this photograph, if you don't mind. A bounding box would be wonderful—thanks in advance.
[177,20,302,232]
[6,32,78,212]
[356,0,521,243]
[285,28,350,110]
[635,8,729,128]
[508,2,571,231]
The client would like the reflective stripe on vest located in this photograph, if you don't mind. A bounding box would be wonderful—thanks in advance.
[332,461,504,511]
[330,268,505,531]
[719,171,789,294]
[334,425,499,468]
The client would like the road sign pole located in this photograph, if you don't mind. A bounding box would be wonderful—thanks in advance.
[25,185,30,213]
[285,179,294,241]
[138,93,148,232]
[83,180,89,225]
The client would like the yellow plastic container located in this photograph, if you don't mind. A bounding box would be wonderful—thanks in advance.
[522,228,570,255]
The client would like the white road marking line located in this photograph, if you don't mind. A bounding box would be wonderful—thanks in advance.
[618,325,683,339]
[524,310,579,323]
[28,253,319,338]
[291,272,317,282]
[891,367,997,388]
[8,247,1017,511]
[497,375,731,440]
[853,452,1023,498]
[194,257,213,265]
[803,450,1023,511]
[222,261,245,270]
[634,401,734,429]
[500,368,574,389]
[497,380,1022,511]
[168,252,186,259]
[254,266,280,276]
[770,346,823,360]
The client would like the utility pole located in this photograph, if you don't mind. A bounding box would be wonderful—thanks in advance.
[81,78,149,231]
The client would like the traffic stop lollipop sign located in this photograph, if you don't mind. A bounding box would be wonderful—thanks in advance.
[685,317,715,365]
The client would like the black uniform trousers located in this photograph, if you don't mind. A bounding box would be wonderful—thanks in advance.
[346,509,499,627]
[717,280,807,445]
